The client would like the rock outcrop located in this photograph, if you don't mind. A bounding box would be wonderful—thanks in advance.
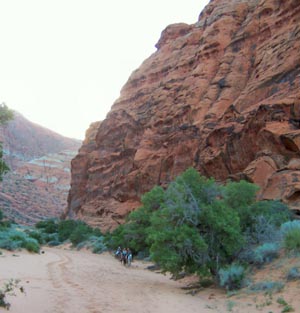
[0,112,81,224]
[67,0,300,230]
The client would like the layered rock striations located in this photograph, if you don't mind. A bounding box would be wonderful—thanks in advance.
[0,112,81,224]
[67,0,300,230]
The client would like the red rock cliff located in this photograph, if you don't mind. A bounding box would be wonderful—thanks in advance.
[67,0,300,230]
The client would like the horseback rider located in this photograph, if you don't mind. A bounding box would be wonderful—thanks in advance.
[115,246,121,258]
[127,248,133,266]
[121,248,128,265]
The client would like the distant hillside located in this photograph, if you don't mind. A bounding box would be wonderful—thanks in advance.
[0,111,81,169]
[0,111,81,224]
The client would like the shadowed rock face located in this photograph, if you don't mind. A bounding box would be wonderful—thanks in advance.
[67,0,300,231]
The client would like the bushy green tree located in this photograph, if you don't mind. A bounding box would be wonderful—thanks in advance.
[145,169,243,275]
[58,220,79,241]
[149,219,208,276]
[106,186,165,253]
[69,222,94,245]
[201,202,243,273]
[0,104,13,125]
[0,103,14,181]
[106,167,292,285]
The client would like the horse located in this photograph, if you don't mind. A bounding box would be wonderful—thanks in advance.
[120,252,127,265]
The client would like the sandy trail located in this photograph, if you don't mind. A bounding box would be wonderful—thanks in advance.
[1,248,298,313]
[0,248,227,313]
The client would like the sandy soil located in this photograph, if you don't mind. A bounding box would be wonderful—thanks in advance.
[0,248,299,313]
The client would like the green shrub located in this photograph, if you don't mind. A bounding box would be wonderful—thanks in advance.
[26,230,43,244]
[69,223,93,246]
[281,305,294,313]
[0,220,12,229]
[283,229,300,251]
[281,221,300,251]
[0,239,22,251]
[58,220,80,242]
[277,297,288,306]
[218,264,246,290]
[41,232,60,244]
[8,230,26,242]
[23,238,40,253]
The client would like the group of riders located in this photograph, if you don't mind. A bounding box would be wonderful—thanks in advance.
[115,247,133,266]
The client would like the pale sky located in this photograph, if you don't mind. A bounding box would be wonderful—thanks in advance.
[0,0,210,140]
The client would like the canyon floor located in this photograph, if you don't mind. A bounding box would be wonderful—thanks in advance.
[0,248,299,313]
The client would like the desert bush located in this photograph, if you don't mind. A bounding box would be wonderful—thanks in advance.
[23,238,39,253]
[92,238,107,254]
[0,227,40,253]
[35,219,58,234]
[25,230,43,244]
[75,235,107,253]
[0,220,12,229]
[41,232,60,244]
[0,279,23,310]
[0,238,22,251]
[277,297,294,312]
[249,281,284,293]
[218,263,246,291]
[69,222,94,246]
[284,229,300,251]
[249,215,282,245]
[249,201,291,228]
[57,220,78,242]
[252,243,279,266]
[286,267,300,281]
[281,221,300,251]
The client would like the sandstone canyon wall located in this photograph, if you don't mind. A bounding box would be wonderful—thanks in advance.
[67,0,300,230]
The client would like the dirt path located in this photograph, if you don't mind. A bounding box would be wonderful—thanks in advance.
[1,248,298,313]
[0,248,228,313]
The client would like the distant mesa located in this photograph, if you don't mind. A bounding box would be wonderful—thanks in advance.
[0,110,81,224]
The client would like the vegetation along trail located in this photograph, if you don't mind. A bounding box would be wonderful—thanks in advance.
[0,247,230,313]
